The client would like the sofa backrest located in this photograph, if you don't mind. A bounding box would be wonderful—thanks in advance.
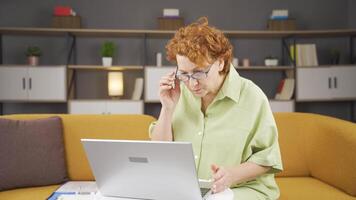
[274,112,356,196]
[2,113,355,196]
[273,113,310,177]
[1,114,156,181]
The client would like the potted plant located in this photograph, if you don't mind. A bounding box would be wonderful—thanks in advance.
[264,56,279,66]
[26,46,42,66]
[101,41,116,67]
[330,49,341,64]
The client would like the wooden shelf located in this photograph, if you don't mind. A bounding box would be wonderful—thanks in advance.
[68,99,143,102]
[296,98,356,102]
[1,27,356,38]
[68,65,144,71]
[0,64,65,67]
[224,29,356,38]
[0,27,175,38]
[235,66,294,71]
[269,99,295,102]
[296,64,356,69]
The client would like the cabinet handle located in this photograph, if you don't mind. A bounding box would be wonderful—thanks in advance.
[328,77,332,89]
[22,78,26,90]
[29,78,32,90]
[334,77,337,89]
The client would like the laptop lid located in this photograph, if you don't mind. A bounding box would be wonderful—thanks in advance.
[81,139,203,200]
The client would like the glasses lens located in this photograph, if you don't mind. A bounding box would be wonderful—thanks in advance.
[192,72,207,80]
[176,74,189,82]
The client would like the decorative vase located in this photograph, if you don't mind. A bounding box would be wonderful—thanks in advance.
[28,56,39,66]
[102,57,113,67]
[264,59,279,66]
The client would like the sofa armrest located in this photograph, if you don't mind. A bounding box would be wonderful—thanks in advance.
[306,115,356,196]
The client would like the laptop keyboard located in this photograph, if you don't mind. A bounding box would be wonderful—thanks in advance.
[200,188,210,197]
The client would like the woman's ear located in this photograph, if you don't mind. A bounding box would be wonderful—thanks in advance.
[218,60,225,72]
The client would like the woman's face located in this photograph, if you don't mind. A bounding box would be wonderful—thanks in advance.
[176,54,224,97]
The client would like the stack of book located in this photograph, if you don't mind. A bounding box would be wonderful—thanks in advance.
[270,9,289,20]
[275,78,295,100]
[158,9,184,30]
[131,78,144,100]
[267,9,296,30]
[290,44,319,67]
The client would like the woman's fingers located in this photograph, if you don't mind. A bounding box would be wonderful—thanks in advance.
[212,177,227,193]
[160,85,173,90]
[159,80,174,88]
[160,76,175,89]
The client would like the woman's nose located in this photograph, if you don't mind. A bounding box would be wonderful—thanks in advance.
[189,78,198,87]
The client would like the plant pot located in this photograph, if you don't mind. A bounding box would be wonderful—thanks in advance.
[331,56,340,65]
[264,59,279,66]
[102,57,113,67]
[28,56,39,66]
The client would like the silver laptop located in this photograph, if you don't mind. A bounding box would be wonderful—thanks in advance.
[81,139,212,200]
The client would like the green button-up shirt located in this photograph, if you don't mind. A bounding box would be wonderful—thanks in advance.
[150,65,283,199]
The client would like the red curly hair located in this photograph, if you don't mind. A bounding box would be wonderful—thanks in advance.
[166,17,233,74]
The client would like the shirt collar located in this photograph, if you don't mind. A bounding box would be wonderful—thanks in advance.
[215,64,241,103]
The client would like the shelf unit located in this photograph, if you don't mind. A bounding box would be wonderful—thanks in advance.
[0,27,355,119]
[67,65,144,71]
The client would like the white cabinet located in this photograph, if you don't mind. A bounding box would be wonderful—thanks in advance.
[0,66,66,101]
[145,67,176,102]
[28,67,66,101]
[297,68,331,100]
[296,66,356,101]
[68,101,107,114]
[269,100,295,112]
[69,100,143,114]
[330,67,356,99]
[0,67,28,100]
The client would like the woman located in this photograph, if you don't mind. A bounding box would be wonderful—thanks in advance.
[150,17,283,200]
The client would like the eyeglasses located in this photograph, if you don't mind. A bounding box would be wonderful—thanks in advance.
[175,63,214,82]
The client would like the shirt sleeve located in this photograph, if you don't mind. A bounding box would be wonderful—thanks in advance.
[246,100,283,174]
[148,121,157,139]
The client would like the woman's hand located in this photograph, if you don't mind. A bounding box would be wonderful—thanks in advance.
[211,164,234,194]
[159,71,181,111]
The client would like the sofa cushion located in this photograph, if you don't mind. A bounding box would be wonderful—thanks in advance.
[276,177,356,200]
[0,184,60,200]
[1,114,157,181]
[0,117,68,191]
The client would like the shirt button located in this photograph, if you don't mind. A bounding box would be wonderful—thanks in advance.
[194,155,199,160]
[198,131,202,136]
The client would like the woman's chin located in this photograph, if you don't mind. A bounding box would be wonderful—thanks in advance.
[191,89,206,97]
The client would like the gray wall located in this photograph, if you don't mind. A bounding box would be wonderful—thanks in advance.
[0,0,355,121]
[348,0,356,120]
[348,0,356,28]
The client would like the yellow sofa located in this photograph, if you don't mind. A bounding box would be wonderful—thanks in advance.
[0,113,355,200]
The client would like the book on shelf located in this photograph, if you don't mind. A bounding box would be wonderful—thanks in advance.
[131,78,144,100]
[290,44,318,67]
[271,9,289,19]
[275,78,295,100]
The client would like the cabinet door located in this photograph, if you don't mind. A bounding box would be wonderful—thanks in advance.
[106,101,143,114]
[269,100,295,112]
[145,67,176,102]
[0,67,28,100]
[296,68,331,100]
[69,101,107,114]
[28,66,66,101]
[331,66,356,99]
